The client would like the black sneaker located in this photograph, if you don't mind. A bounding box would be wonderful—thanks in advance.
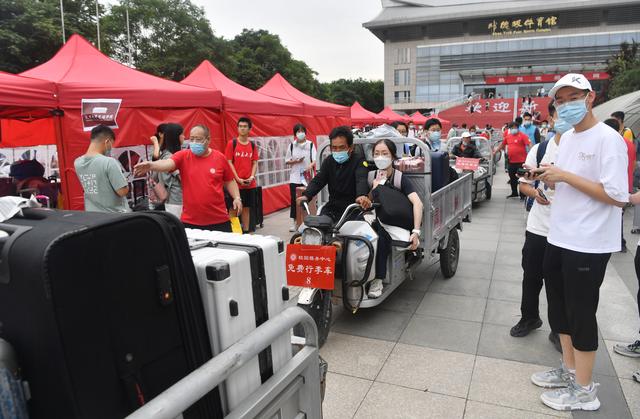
[506,193,519,199]
[549,331,562,353]
[510,317,543,337]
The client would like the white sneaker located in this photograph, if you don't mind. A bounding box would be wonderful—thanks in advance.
[368,279,383,298]
[289,220,297,232]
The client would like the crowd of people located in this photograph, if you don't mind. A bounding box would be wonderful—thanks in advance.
[71,71,640,413]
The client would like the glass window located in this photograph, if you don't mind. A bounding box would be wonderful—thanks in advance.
[394,69,410,86]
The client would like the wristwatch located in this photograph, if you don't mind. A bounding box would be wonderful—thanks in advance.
[411,229,421,238]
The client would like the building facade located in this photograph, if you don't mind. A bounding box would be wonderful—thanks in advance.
[364,0,640,111]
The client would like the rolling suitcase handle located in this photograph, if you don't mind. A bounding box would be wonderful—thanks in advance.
[0,224,32,285]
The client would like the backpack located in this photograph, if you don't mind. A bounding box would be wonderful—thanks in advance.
[524,140,549,212]
[231,138,256,163]
[368,170,414,231]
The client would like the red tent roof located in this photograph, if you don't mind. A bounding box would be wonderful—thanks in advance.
[351,101,382,124]
[181,61,303,115]
[410,112,428,125]
[21,34,221,109]
[257,73,350,117]
[0,71,57,110]
[377,106,411,123]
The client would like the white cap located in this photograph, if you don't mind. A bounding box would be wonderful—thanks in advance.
[461,131,471,138]
[548,73,593,99]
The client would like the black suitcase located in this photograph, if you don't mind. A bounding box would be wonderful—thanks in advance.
[0,209,223,419]
[430,151,450,192]
[249,186,264,231]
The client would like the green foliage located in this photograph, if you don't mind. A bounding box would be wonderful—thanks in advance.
[0,0,383,111]
[606,41,640,99]
[608,67,640,99]
[319,78,384,112]
[0,0,103,73]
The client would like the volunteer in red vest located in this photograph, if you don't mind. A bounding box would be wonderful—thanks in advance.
[134,124,242,232]
[493,121,531,199]
[226,117,259,233]
[531,73,628,412]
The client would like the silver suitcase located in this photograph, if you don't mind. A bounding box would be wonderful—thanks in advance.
[187,230,292,413]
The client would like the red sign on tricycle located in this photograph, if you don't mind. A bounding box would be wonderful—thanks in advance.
[455,157,481,171]
[286,244,336,290]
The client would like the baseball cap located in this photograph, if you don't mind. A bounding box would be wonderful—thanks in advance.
[461,131,471,138]
[548,73,593,99]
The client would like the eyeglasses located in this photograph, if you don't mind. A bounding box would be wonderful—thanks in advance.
[189,137,207,144]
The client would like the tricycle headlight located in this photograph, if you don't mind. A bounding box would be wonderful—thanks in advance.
[301,228,323,245]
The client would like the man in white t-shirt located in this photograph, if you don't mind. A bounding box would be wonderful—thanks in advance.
[510,102,570,350]
[529,74,629,412]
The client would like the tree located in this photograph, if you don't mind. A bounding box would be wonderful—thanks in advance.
[319,78,384,112]
[103,0,232,80]
[228,29,319,94]
[606,41,640,99]
[0,0,103,73]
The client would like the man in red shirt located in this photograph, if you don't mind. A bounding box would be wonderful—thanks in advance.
[134,124,242,232]
[494,121,531,198]
[226,117,259,233]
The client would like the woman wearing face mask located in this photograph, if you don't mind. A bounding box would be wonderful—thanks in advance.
[367,139,423,298]
[154,123,185,217]
[285,123,316,232]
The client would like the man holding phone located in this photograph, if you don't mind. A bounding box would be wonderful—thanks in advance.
[226,117,259,233]
[529,74,628,412]
[510,102,570,350]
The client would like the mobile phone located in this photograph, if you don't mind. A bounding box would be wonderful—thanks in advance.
[516,167,531,177]
[537,188,548,201]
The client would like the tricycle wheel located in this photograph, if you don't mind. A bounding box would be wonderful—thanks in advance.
[294,290,332,348]
[440,229,459,278]
[485,180,492,200]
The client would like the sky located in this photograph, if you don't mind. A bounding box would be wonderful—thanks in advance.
[193,0,385,82]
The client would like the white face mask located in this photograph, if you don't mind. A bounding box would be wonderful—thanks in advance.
[374,156,392,170]
[296,132,306,141]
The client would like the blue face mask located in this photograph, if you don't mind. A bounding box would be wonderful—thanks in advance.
[189,142,206,156]
[429,131,441,150]
[332,151,350,164]
[557,97,588,126]
[553,118,572,135]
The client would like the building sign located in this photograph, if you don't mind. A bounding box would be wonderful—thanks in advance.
[485,72,609,85]
[81,98,122,131]
[488,15,558,36]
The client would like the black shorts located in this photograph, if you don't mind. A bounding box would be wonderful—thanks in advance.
[183,221,232,232]
[239,188,256,208]
[543,243,610,352]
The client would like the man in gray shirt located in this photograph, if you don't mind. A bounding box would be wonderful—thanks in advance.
[74,125,130,213]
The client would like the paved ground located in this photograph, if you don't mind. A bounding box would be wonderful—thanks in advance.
[259,170,640,418]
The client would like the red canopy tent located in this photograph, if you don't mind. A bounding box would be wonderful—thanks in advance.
[258,73,351,133]
[351,102,382,126]
[410,112,428,126]
[0,72,59,148]
[20,34,223,210]
[181,61,308,214]
[377,106,411,124]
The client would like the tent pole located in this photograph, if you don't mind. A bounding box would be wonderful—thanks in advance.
[52,112,71,209]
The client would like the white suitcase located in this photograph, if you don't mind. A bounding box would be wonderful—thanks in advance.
[186,230,292,412]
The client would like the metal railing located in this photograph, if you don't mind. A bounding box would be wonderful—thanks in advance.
[126,307,322,419]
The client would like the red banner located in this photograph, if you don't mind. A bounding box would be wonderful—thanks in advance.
[286,244,336,290]
[455,157,481,171]
[485,72,608,85]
